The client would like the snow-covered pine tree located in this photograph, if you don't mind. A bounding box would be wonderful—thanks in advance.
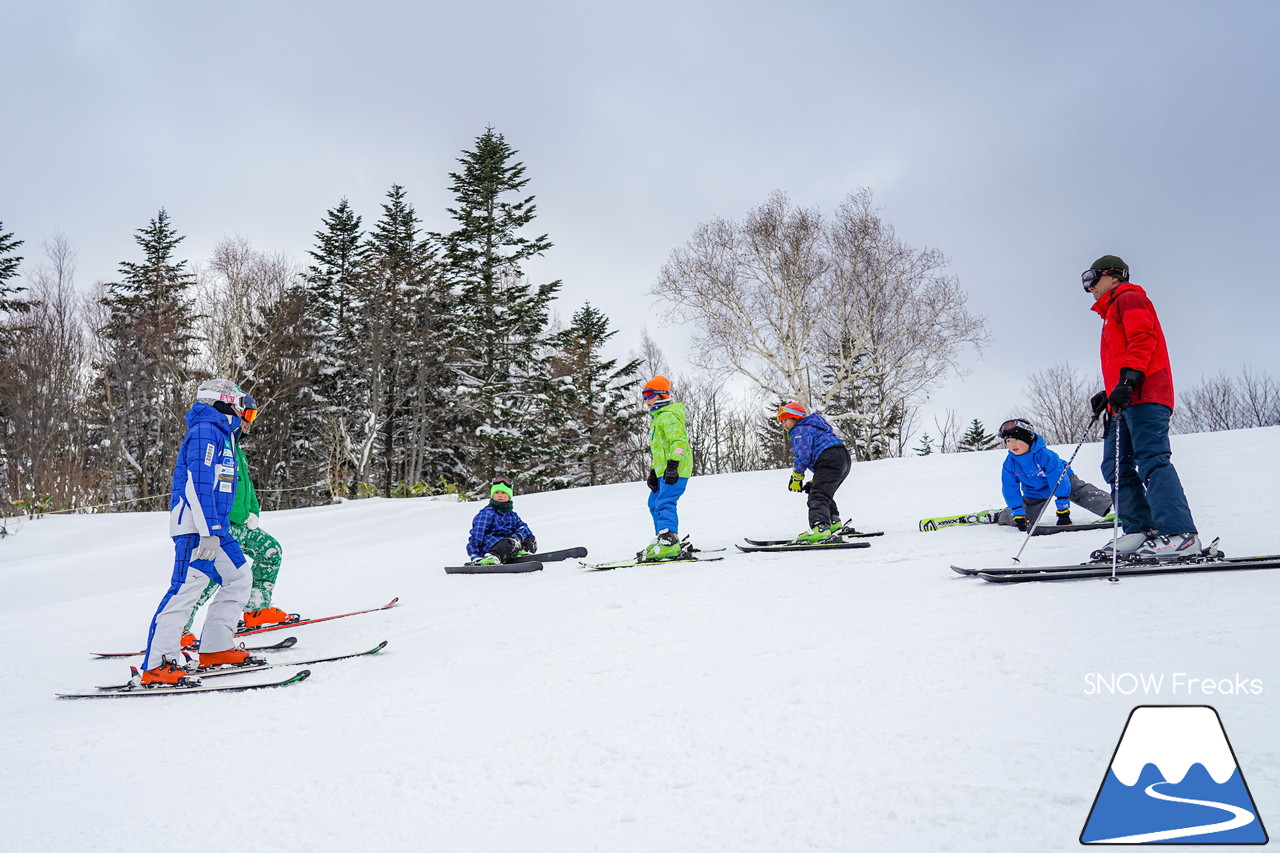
[361,185,447,496]
[439,128,564,493]
[0,221,26,322]
[913,432,934,456]
[755,400,793,471]
[958,418,1000,451]
[303,198,368,495]
[551,302,643,486]
[238,283,330,509]
[93,209,199,510]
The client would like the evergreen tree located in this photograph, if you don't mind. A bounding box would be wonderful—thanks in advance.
[361,185,446,495]
[0,221,26,320]
[552,302,644,486]
[958,418,1000,452]
[439,128,563,492]
[304,198,368,494]
[914,432,934,456]
[95,209,199,509]
[756,400,793,471]
[239,284,329,509]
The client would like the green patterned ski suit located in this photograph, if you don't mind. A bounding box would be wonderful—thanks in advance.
[184,441,282,630]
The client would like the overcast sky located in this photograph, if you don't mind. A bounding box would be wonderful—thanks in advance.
[4,1,1278,439]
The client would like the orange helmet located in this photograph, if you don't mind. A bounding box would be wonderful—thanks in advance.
[642,375,671,401]
[776,402,808,422]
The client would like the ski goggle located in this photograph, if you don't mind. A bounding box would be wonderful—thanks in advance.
[1081,268,1124,291]
[492,477,513,488]
[240,408,258,424]
[643,389,669,400]
[776,405,807,422]
[998,418,1034,439]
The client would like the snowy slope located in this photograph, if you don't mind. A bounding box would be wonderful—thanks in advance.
[2,428,1279,852]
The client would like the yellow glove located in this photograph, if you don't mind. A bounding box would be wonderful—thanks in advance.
[788,471,805,492]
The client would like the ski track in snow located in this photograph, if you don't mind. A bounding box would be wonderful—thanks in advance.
[1,427,1278,852]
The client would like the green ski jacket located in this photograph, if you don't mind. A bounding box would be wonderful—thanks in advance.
[648,402,693,478]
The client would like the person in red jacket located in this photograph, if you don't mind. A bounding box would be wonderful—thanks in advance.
[1084,254,1199,560]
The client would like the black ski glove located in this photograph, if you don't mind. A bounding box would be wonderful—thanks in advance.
[1107,368,1145,411]
[1056,508,1072,526]
[1089,391,1108,418]
[646,469,659,492]
[521,535,537,554]
[663,459,680,485]
[1013,514,1028,532]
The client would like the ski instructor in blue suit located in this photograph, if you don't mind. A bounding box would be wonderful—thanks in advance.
[139,379,254,685]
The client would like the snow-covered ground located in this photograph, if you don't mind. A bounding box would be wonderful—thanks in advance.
[3,428,1278,852]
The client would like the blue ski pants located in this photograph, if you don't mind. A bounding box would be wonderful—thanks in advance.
[648,477,688,534]
[1101,403,1197,537]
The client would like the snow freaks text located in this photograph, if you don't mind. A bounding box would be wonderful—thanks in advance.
[1084,673,1263,696]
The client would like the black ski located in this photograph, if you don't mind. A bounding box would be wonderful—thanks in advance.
[510,547,588,563]
[743,531,882,547]
[979,557,1280,583]
[737,540,871,553]
[91,635,299,660]
[94,641,389,690]
[58,669,312,699]
[445,561,542,574]
[1030,521,1115,536]
[953,551,1280,578]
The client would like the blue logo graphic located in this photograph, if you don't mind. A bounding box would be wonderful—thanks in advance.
[1081,705,1267,844]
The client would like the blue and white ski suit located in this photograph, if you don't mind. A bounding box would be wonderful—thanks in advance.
[142,404,251,670]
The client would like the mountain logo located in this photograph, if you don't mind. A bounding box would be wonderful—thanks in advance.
[1080,705,1268,845]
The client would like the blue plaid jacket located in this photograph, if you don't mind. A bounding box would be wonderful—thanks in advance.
[467,506,534,558]
[789,413,844,473]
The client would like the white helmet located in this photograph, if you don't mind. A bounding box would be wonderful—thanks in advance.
[195,379,247,412]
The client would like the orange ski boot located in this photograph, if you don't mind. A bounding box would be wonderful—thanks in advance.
[242,606,292,629]
[198,646,254,669]
[141,659,199,687]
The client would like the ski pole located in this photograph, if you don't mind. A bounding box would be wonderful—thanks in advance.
[1108,411,1122,583]
[1010,411,1104,564]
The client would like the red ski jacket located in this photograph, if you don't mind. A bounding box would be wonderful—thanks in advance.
[1090,282,1175,410]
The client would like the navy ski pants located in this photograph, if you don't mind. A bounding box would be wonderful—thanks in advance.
[1101,403,1196,536]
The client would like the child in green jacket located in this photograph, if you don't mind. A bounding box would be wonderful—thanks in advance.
[639,376,694,561]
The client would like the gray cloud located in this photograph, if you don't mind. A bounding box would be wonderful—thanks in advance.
[4,0,1277,432]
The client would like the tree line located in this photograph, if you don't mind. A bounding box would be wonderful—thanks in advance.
[0,128,644,517]
[3,148,1276,522]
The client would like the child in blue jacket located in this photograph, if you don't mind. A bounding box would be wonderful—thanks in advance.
[778,402,853,542]
[466,479,537,565]
[997,418,1112,530]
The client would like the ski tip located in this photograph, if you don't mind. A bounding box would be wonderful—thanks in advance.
[370,640,389,653]
[384,597,400,608]
[290,669,313,683]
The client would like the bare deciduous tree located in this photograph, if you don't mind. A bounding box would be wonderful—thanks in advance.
[1175,368,1280,434]
[1016,361,1099,443]
[0,235,104,510]
[933,408,962,454]
[195,234,299,379]
[652,189,988,459]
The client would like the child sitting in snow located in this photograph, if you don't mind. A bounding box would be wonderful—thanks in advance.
[466,478,537,565]
[996,418,1112,530]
